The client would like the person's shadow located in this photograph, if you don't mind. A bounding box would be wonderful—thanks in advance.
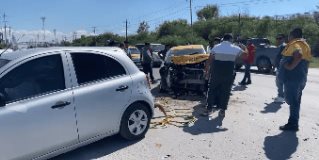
[232,84,247,92]
[263,131,299,160]
[183,103,228,135]
[260,102,284,114]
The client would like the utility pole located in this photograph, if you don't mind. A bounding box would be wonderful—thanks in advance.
[125,19,128,41]
[3,13,8,44]
[92,26,96,35]
[92,26,97,46]
[238,13,241,39]
[53,29,57,44]
[189,0,193,27]
[41,17,46,42]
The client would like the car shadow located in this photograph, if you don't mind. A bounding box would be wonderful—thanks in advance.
[51,135,141,160]
[263,131,298,160]
[236,68,276,76]
[182,101,228,135]
[151,85,205,101]
[260,102,284,114]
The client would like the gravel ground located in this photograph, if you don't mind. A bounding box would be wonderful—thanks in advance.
[54,68,319,160]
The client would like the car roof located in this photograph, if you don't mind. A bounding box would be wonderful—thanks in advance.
[0,47,122,61]
[170,45,204,51]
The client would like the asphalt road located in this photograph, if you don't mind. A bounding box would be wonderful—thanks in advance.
[53,67,319,160]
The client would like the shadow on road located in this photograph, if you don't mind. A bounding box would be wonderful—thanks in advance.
[151,85,205,101]
[183,102,228,135]
[260,102,284,114]
[232,84,247,92]
[263,131,298,160]
[52,135,141,160]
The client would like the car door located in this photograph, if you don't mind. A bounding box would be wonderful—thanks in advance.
[67,52,132,141]
[0,53,78,160]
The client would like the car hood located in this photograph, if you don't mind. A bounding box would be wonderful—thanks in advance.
[171,54,209,65]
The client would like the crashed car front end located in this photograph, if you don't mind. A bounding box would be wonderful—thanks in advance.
[160,54,209,95]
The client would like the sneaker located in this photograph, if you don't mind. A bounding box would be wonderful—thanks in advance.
[274,96,285,103]
[279,124,299,131]
[201,110,212,116]
[239,81,246,85]
[218,109,225,117]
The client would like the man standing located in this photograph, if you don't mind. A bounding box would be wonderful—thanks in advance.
[274,34,286,103]
[279,28,312,131]
[158,44,170,60]
[203,34,245,117]
[239,39,255,85]
[141,43,155,83]
[124,40,132,59]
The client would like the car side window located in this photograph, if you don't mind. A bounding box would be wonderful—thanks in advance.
[0,54,66,103]
[71,53,126,85]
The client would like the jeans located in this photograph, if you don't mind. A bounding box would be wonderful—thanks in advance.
[276,71,284,97]
[284,79,306,126]
[241,64,251,83]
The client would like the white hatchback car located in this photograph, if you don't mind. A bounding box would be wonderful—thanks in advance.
[0,47,154,160]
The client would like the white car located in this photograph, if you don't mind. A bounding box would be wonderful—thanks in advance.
[0,47,154,160]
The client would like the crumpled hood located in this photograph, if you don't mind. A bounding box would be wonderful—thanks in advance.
[171,54,209,65]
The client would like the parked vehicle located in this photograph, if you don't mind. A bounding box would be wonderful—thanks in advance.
[0,47,154,160]
[135,43,164,68]
[235,38,280,73]
[159,45,208,96]
[128,46,142,70]
[152,54,163,68]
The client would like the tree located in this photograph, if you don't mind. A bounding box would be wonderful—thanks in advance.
[196,5,219,21]
[137,21,150,34]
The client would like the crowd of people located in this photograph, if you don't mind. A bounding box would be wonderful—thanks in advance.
[203,27,311,131]
[117,27,312,132]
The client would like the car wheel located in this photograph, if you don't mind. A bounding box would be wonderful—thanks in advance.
[120,103,151,140]
[257,57,272,73]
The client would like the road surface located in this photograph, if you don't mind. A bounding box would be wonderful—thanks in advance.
[53,68,319,160]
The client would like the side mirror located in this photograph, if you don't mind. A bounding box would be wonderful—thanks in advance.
[0,93,6,107]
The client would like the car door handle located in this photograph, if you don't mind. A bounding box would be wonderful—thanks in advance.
[116,85,129,92]
[51,101,71,109]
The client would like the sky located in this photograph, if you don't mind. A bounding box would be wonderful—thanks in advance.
[0,0,318,42]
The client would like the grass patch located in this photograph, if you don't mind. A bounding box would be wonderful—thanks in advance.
[310,57,319,68]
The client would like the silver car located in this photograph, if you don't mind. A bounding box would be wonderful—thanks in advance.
[0,47,154,160]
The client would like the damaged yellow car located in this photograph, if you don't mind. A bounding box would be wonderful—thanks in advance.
[159,45,209,97]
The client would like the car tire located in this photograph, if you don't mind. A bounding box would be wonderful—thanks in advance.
[257,57,272,73]
[120,103,151,140]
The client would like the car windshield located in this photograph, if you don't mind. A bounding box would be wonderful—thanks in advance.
[129,48,140,54]
[165,47,206,63]
[151,45,165,52]
[0,59,10,69]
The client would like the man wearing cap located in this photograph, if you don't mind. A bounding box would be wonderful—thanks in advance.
[279,28,312,131]
[203,33,245,117]
[141,43,155,83]
[123,41,132,59]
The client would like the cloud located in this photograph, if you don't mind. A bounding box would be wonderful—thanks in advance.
[0,28,92,43]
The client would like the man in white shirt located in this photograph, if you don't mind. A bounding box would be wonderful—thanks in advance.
[203,34,245,117]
